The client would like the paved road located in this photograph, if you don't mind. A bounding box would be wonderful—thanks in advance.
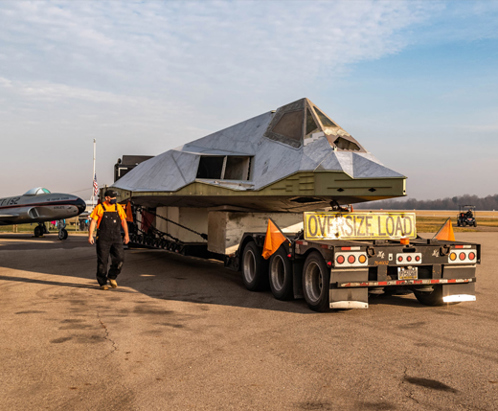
[0,232,497,410]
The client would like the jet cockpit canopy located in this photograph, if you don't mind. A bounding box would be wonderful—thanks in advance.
[24,187,51,196]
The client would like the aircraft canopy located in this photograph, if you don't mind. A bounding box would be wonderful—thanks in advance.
[24,187,51,196]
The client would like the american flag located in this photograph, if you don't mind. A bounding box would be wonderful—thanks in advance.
[93,173,98,196]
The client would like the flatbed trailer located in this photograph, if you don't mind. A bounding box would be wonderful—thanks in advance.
[231,232,479,311]
[126,208,480,312]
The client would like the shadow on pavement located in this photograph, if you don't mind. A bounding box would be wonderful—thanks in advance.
[0,235,438,313]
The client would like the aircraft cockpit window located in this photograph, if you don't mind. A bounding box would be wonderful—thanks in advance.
[314,107,337,128]
[272,110,304,142]
[306,109,318,135]
[24,187,51,196]
[197,156,252,181]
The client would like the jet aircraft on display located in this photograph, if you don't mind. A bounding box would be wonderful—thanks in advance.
[0,187,86,240]
[112,98,406,211]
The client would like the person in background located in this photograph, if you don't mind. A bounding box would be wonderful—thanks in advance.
[88,190,130,290]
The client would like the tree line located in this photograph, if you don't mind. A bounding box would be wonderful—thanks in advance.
[355,194,498,211]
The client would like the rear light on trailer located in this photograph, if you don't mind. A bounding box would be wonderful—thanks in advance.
[334,251,367,267]
[448,249,477,264]
[396,253,422,265]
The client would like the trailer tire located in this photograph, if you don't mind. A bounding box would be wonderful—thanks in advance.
[269,247,293,300]
[414,285,445,306]
[242,241,268,291]
[302,251,330,312]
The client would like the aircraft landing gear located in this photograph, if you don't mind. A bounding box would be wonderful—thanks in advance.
[34,223,48,238]
[57,219,68,240]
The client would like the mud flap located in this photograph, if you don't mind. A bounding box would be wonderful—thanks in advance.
[329,268,369,309]
[442,265,476,303]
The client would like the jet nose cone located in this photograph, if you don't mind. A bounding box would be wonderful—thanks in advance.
[75,197,86,214]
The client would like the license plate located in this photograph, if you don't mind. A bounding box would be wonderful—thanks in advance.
[398,266,418,280]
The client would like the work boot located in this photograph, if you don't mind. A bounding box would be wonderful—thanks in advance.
[109,279,118,288]
[100,284,109,290]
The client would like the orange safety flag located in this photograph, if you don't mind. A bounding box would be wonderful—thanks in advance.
[126,201,134,223]
[262,219,288,259]
[433,218,455,242]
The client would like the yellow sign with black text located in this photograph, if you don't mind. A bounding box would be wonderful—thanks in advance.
[303,212,417,241]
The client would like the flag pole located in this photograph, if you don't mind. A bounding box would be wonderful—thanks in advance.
[92,139,96,207]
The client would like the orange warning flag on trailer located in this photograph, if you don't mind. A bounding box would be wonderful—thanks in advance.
[433,218,455,242]
[126,201,134,223]
[262,219,287,259]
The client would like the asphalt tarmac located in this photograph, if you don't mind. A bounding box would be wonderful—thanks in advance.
[1,232,497,410]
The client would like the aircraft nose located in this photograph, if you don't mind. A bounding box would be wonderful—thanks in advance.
[75,197,86,214]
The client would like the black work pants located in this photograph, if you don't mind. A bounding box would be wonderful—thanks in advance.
[96,237,124,286]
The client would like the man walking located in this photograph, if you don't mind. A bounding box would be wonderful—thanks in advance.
[88,190,130,290]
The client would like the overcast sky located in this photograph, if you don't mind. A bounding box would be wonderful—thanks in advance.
[0,0,497,201]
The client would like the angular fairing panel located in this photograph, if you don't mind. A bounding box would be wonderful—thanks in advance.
[116,151,199,192]
[183,112,271,154]
[352,153,404,179]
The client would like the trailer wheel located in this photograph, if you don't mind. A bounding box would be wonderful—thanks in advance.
[269,247,293,300]
[242,241,267,291]
[302,251,330,312]
[414,286,445,306]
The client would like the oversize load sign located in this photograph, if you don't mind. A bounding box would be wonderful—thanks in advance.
[303,212,417,241]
